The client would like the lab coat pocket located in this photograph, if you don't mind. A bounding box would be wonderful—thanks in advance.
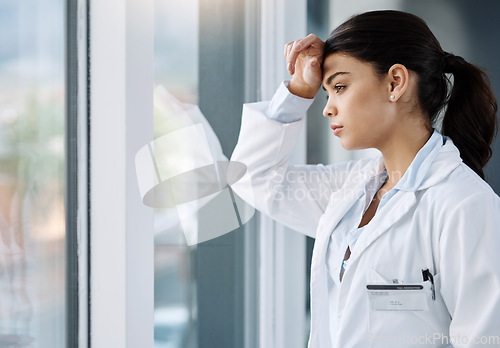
[410,273,451,336]
[366,269,451,347]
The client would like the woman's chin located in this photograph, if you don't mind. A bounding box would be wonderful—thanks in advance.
[339,137,368,151]
[339,137,355,151]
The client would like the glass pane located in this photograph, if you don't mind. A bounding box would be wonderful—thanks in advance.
[153,0,259,346]
[0,0,66,347]
[154,1,198,347]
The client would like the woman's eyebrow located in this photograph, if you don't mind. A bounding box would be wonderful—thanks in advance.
[322,71,351,90]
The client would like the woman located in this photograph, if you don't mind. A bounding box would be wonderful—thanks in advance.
[230,10,500,348]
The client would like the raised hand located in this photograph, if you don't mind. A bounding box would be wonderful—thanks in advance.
[284,34,324,99]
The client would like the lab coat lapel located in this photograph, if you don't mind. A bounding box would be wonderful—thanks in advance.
[349,190,417,262]
[336,191,418,322]
[308,173,367,347]
[312,158,384,274]
[321,180,366,240]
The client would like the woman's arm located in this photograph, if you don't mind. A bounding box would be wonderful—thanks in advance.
[230,89,357,238]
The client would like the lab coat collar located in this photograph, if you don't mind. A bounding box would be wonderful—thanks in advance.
[393,129,444,191]
[417,134,463,190]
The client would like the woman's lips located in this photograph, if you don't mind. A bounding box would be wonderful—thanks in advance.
[331,124,344,136]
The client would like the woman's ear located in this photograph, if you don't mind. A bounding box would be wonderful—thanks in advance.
[387,64,409,102]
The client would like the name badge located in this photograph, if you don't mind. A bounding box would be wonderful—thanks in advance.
[366,284,429,311]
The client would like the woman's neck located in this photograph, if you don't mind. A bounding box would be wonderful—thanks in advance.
[379,126,433,188]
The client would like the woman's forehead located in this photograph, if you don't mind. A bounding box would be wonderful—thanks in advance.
[322,53,373,81]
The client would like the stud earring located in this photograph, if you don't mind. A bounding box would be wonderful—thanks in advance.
[390,95,395,100]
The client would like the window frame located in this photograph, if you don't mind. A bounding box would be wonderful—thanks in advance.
[259,0,308,347]
[89,0,154,347]
[65,0,83,346]
[66,0,91,346]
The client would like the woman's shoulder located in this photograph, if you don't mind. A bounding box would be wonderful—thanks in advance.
[425,162,500,208]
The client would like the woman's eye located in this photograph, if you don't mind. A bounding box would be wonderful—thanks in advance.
[335,85,346,93]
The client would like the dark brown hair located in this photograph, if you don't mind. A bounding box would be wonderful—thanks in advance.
[324,10,498,179]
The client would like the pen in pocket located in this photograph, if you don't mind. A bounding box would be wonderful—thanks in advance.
[422,268,436,300]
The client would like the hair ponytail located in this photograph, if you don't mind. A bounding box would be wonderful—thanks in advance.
[441,53,498,179]
[323,10,498,180]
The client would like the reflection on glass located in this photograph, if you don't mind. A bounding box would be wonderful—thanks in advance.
[0,0,66,347]
[154,0,198,347]
[136,87,255,246]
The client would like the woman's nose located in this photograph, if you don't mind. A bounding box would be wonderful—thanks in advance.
[323,100,336,118]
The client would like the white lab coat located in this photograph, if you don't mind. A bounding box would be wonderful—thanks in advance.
[230,99,500,348]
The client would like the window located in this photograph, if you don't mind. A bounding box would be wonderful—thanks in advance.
[0,0,68,346]
[153,1,198,347]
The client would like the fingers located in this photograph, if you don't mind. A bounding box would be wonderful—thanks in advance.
[290,40,304,74]
[293,33,316,52]
[284,41,294,73]
[284,34,323,75]
[286,41,302,75]
[284,41,293,58]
